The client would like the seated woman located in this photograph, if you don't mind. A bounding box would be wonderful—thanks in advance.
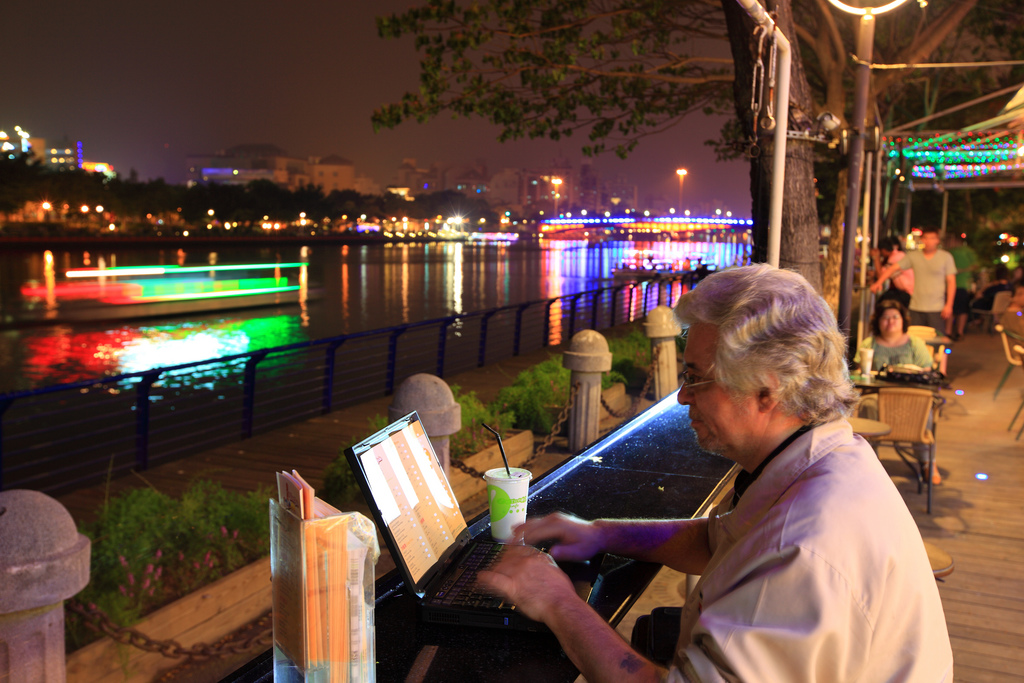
[855,299,940,484]
[854,299,934,371]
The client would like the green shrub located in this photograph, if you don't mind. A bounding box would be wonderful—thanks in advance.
[68,480,270,652]
[607,329,653,389]
[491,357,571,434]
[449,384,515,460]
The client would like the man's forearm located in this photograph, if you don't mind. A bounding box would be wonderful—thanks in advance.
[545,594,665,683]
[596,517,711,575]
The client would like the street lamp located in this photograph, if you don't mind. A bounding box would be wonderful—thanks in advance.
[676,168,688,212]
[833,0,913,338]
[552,177,563,217]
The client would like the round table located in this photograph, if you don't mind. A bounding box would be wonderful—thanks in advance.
[846,416,892,438]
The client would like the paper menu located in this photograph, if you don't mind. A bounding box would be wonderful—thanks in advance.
[270,470,379,682]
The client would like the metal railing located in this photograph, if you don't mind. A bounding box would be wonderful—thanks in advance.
[0,274,697,494]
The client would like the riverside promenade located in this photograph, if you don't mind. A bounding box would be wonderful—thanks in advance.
[55,322,1024,682]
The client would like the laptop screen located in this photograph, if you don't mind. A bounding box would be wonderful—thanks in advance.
[347,412,468,587]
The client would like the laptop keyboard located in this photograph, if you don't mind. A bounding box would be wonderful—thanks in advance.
[429,542,507,608]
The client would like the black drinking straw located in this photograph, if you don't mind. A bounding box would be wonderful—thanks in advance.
[482,424,511,477]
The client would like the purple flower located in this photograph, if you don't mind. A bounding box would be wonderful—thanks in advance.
[118,555,128,567]
[221,526,228,537]
[127,573,135,586]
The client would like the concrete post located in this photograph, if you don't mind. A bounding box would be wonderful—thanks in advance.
[389,373,462,473]
[0,489,90,683]
[644,306,682,401]
[562,330,612,453]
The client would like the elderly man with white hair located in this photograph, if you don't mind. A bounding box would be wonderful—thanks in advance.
[479,265,952,683]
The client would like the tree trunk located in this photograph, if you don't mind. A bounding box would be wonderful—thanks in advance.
[722,0,822,290]
[822,169,848,314]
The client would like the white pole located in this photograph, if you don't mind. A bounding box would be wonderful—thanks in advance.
[734,0,791,269]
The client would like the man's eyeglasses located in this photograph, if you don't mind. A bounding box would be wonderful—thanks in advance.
[679,366,716,391]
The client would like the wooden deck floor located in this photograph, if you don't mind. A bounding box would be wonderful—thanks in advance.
[898,330,1024,682]
[55,323,1024,681]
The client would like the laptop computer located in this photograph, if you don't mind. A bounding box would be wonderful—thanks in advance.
[345,411,595,631]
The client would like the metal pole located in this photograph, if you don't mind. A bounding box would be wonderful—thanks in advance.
[838,13,875,337]
[734,0,791,268]
[939,191,949,238]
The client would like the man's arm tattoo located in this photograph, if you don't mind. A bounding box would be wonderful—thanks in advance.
[620,652,644,673]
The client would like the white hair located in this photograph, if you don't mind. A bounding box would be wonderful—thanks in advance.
[674,264,857,424]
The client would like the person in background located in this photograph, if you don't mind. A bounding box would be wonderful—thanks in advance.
[999,282,1024,361]
[946,232,978,340]
[970,263,1011,326]
[871,236,913,309]
[855,299,939,484]
[854,299,934,370]
[871,226,956,333]
[479,265,952,683]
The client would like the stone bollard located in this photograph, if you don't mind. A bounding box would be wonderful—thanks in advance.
[563,330,613,453]
[644,305,682,401]
[389,373,462,473]
[0,490,90,683]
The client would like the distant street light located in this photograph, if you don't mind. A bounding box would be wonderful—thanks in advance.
[552,177,563,217]
[676,168,688,212]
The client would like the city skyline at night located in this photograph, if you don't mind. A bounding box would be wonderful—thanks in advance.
[4,1,751,212]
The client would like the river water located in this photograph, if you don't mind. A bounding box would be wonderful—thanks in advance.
[0,237,751,394]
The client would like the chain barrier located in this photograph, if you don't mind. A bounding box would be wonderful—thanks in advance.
[600,344,662,420]
[529,382,580,465]
[66,599,273,661]
[451,457,485,479]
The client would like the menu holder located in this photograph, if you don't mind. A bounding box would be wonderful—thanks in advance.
[270,481,379,682]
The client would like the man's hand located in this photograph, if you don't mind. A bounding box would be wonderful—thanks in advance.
[870,281,884,295]
[477,546,578,624]
[941,303,953,320]
[516,512,606,561]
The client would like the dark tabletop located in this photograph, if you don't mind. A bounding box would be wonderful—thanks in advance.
[222,393,734,683]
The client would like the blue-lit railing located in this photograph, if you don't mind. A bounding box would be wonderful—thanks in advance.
[0,275,698,494]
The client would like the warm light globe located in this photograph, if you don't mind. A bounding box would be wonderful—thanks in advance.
[825,0,910,15]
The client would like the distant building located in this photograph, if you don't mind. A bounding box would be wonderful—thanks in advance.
[186,144,309,189]
[395,158,443,194]
[353,174,381,196]
[309,154,355,193]
[43,137,82,172]
[444,163,490,196]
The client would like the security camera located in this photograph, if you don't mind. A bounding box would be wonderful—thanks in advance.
[817,112,841,133]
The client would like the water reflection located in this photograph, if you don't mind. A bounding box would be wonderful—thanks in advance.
[1,237,751,392]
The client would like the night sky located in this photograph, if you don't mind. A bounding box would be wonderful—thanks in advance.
[6,1,751,212]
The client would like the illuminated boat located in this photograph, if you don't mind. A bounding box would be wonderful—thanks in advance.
[16,262,314,324]
[611,251,713,281]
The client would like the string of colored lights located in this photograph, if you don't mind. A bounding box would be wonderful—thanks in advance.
[884,131,1024,180]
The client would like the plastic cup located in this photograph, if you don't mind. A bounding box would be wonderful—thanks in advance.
[484,467,532,543]
[860,348,874,377]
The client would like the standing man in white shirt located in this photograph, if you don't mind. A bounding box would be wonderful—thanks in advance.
[479,264,952,683]
[871,226,957,333]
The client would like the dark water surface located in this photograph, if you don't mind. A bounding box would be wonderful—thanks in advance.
[0,238,750,394]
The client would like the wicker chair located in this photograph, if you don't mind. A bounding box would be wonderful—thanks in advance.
[1008,344,1024,442]
[907,326,946,374]
[994,324,1024,399]
[872,387,942,514]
